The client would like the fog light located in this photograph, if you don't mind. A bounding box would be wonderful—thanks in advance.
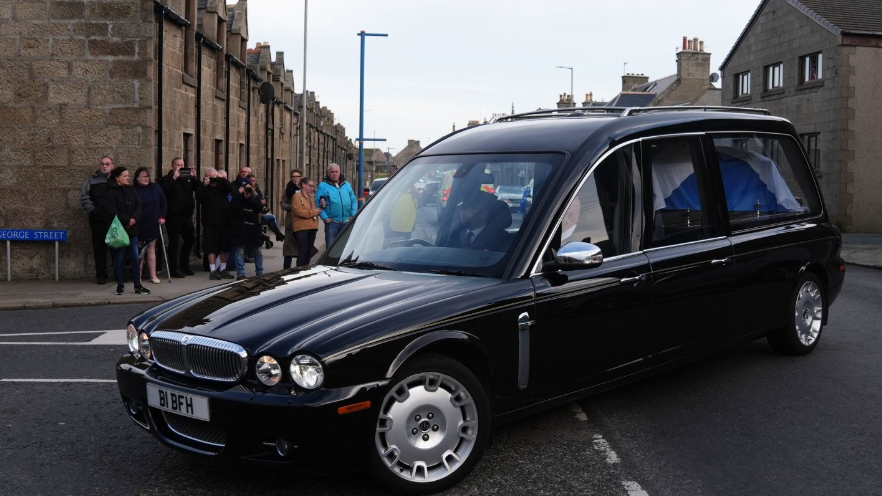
[276,438,290,457]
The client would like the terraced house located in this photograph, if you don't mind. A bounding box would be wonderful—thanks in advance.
[720,0,882,232]
[0,0,357,279]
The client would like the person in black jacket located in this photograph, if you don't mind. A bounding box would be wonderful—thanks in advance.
[105,167,150,296]
[80,156,115,284]
[158,157,197,278]
[195,168,234,280]
[230,183,265,280]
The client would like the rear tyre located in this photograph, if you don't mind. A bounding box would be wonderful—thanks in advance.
[768,273,825,355]
[370,354,490,495]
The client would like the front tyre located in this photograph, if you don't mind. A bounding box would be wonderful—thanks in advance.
[768,273,825,355]
[371,354,490,495]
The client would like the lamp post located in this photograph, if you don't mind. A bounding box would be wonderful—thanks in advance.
[357,30,387,207]
[386,147,395,173]
[556,65,573,106]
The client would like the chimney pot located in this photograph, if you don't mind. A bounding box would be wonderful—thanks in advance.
[687,40,693,50]
[693,37,699,51]
[683,36,688,50]
[699,40,705,52]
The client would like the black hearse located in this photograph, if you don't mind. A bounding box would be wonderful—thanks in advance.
[117,107,845,494]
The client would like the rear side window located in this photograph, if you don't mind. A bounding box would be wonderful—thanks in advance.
[710,134,820,230]
[646,137,717,247]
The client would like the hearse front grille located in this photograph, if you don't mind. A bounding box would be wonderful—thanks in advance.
[162,411,227,447]
[150,331,247,382]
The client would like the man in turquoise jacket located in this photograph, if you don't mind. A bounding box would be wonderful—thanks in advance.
[315,163,358,249]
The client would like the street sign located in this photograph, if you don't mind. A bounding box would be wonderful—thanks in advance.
[0,229,67,241]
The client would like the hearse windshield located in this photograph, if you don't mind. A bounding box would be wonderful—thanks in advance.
[322,153,564,278]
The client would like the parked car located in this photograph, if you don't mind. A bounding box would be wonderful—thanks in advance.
[495,184,530,212]
[368,177,387,198]
[117,107,845,495]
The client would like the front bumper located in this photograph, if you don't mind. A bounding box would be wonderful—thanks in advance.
[116,353,385,473]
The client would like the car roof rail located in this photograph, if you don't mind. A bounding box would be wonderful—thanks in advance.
[490,105,771,123]
[490,107,630,123]
[621,106,771,116]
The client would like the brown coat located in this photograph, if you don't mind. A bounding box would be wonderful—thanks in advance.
[291,191,321,232]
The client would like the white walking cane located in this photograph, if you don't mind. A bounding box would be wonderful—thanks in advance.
[158,222,172,284]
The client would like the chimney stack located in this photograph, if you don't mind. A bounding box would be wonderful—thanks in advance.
[676,36,712,83]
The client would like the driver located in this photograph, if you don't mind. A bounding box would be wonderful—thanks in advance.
[450,191,509,251]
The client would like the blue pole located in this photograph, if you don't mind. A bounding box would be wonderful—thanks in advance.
[358,32,365,207]
[356,31,387,207]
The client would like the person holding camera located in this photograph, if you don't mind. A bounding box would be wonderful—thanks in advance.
[195,168,234,280]
[230,182,265,280]
[315,163,357,249]
[158,157,197,278]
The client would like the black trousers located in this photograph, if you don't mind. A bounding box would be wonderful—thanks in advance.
[294,229,317,267]
[89,219,110,278]
[165,216,195,270]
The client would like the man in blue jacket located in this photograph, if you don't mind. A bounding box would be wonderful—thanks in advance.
[315,163,357,249]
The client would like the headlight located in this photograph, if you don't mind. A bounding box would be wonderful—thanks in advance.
[126,324,138,354]
[256,355,282,386]
[138,332,151,360]
[289,355,324,390]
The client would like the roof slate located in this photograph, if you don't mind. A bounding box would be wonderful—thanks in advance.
[796,0,882,35]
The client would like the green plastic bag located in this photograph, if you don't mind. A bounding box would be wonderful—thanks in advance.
[105,215,130,248]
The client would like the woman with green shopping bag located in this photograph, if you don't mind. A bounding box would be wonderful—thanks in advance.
[105,166,151,296]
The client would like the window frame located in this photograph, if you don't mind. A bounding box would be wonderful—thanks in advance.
[800,132,820,172]
[735,71,751,97]
[799,52,823,84]
[764,62,784,91]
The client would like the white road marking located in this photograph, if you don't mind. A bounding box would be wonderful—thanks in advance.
[0,330,115,337]
[0,379,116,383]
[569,402,650,496]
[0,330,127,345]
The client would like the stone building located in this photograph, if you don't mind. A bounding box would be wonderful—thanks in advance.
[0,0,356,279]
[719,0,882,232]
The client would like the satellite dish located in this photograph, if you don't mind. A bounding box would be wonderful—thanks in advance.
[710,73,720,83]
[259,82,275,104]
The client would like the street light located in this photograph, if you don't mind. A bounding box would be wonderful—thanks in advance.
[556,65,573,106]
[357,30,387,207]
[386,147,395,173]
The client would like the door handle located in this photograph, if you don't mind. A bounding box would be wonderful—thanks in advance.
[711,258,730,265]
[619,274,647,285]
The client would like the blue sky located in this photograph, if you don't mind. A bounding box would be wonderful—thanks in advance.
[248,0,761,154]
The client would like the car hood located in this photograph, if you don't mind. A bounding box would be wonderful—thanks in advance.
[136,266,495,357]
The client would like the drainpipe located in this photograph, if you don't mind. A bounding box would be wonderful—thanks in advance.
[194,33,222,260]
[265,98,271,199]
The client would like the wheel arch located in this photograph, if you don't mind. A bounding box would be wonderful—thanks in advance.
[386,331,494,392]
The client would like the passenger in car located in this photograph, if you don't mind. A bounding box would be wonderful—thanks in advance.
[446,191,512,251]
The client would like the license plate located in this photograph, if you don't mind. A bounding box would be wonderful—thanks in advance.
[146,384,210,421]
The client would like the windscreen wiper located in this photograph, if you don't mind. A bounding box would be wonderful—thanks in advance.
[339,261,394,271]
[426,269,489,278]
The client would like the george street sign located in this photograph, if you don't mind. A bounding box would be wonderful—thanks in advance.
[0,229,68,242]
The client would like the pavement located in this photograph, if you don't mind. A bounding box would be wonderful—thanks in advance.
[0,231,880,311]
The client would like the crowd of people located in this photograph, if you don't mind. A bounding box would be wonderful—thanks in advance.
[80,156,358,292]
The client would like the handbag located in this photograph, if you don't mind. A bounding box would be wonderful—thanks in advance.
[105,215,130,248]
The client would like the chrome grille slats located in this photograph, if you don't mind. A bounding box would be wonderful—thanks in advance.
[150,331,248,382]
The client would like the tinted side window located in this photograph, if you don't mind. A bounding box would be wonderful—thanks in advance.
[647,137,717,247]
[563,144,644,257]
[710,134,820,230]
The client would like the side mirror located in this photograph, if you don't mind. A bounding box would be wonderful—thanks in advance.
[546,241,603,271]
